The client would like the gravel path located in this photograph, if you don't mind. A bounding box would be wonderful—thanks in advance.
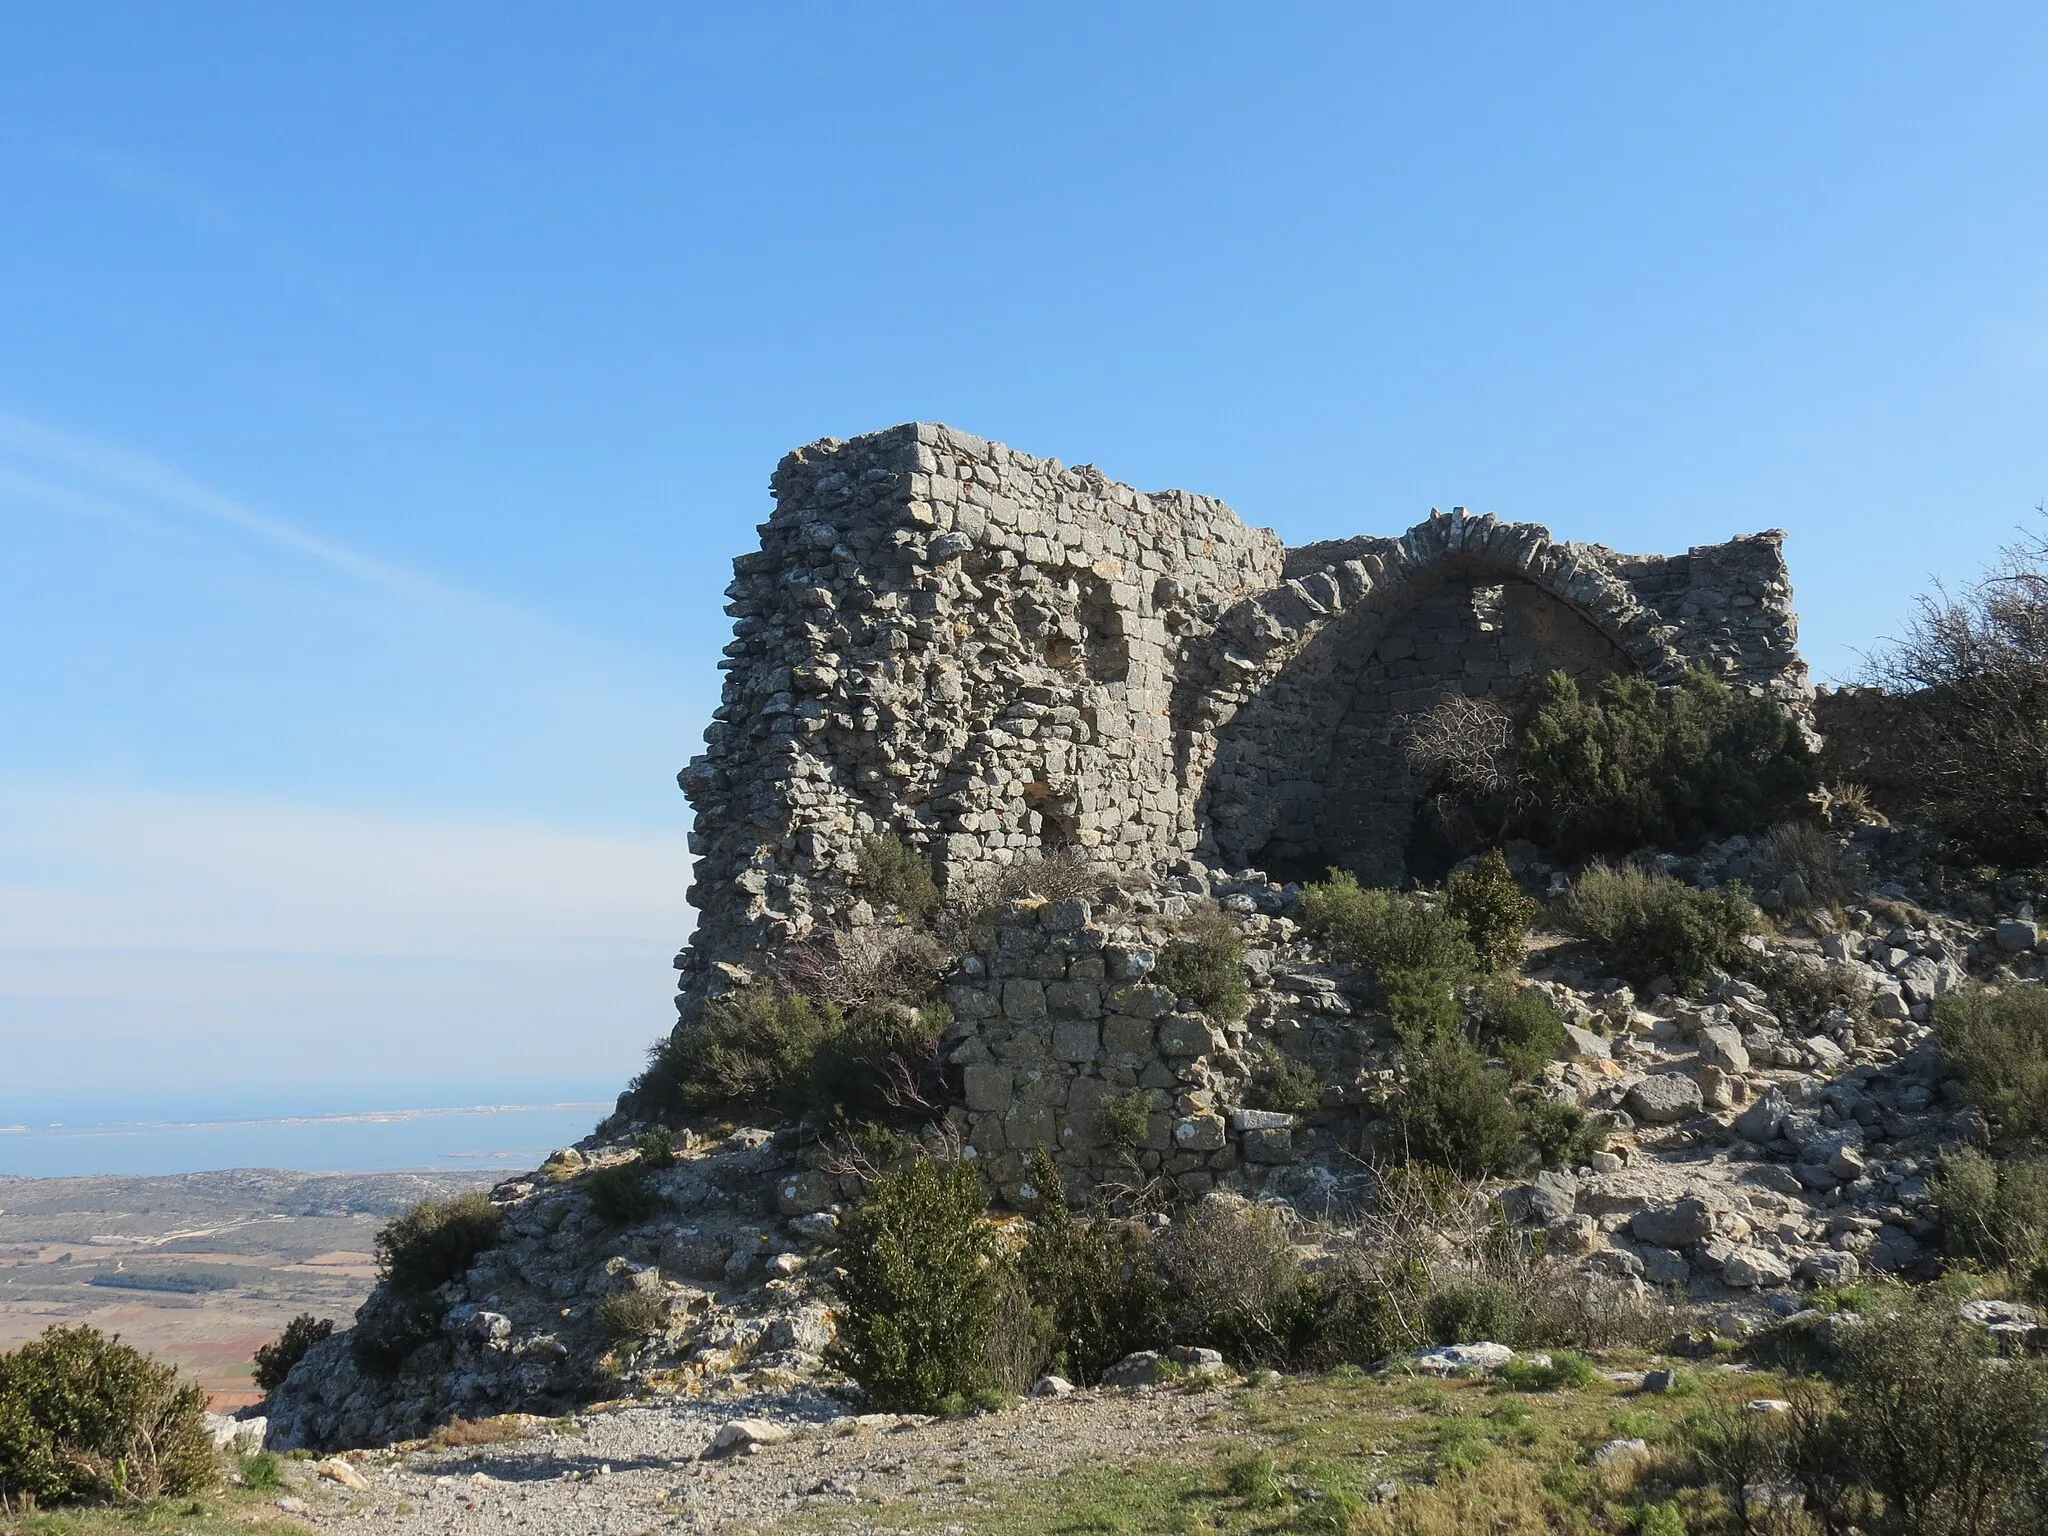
[286,1383,1238,1535]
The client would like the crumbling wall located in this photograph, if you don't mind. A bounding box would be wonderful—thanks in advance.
[677,423,1282,1012]
[674,425,1808,1024]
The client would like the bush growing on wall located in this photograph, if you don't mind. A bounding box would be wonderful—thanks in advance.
[0,1326,214,1507]
[635,984,947,1127]
[1152,906,1250,1023]
[1388,1033,1529,1178]
[1443,851,1539,971]
[1516,666,1814,858]
[856,834,941,921]
[1473,978,1568,1082]
[1298,872,1478,981]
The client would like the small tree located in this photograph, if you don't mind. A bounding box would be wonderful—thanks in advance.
[1443,851,1539,971]
[829,1158,1003,1411]
[253,1314,334,1394]
[1866,515,2048,865]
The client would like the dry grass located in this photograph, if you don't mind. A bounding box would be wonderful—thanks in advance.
[422,1413,535,1450]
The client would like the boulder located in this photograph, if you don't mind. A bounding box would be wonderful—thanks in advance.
[1697,1026,1751,1074]
[1101,1351,1175,1388]
[1631,1198,1714,1249]
[1996,919,2040,953]
[1626,1073,1704,1125]
[703,1419,793,1458]
[1409,1342,1514,1376]
[1722,1247,1794,1288]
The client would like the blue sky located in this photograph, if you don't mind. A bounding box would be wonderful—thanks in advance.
[2,5,2045,1129]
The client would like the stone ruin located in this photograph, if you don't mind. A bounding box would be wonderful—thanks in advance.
[679,422,1805,986]
[654,423,1810,1201]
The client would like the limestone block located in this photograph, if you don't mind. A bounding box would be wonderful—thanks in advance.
[1052,1020,1101,1063]
[963,1063,1013,1112]
[775,1172,837,1217]
[1108,983,1172,1018]
[1174,1115,1228,1151]
[1101,1014,1156,1055]
[1241,1127,1295,1163]
[1005,1104,1058,1149]
[1002,979,1048,1020]
[1157,1015,1223,1058]
[1045,980,1104,1018]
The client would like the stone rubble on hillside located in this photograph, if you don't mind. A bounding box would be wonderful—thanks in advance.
[265,815,2048,1452]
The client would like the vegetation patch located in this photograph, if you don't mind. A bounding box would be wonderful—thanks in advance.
[1153,906,1251,1023]
[1936,981,2048,1143]
[252,1314,333,1394]
[1563,863,1754,992]
[0,1325,214,1508]
[374,1192,503,1295]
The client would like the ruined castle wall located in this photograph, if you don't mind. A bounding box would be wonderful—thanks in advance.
[674,424,1808,1020]
[676,423,1283,1001]
[1190,518,1807,882]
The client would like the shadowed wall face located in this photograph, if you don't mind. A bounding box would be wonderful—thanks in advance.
[1276,570,1637,884]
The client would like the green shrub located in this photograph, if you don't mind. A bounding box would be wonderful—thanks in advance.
[1751,946,1871,1027]
[595,1288,670,1343]
[635,984,835,1114]
[1154,1200,1305,1364]
[857,834,941,921]
[1153,907,1250,1023]
[1519,1098,1603,1172]
[1298,871,1478,981]
[1247,1040,1323,1116]
[237,1450,282,1493]
[1821,1291,2048,1533]
[1497,1349,1596,1390]
[797,1002,948,1123]
[1096,1089,1152,1157]
[1390,1035,1528,1178]
[1937,983,2048,1143]
[252,1313,333,1394]
[1015,1157,1163,1385]
[635,984,946,1127]
[1516,666,1814,858]
[1474,978,1567,1081]
[1930,1148,2048,1279]
[1424,1279,1525,1346]
[1380,964,1467,1042]
[375,1192,502,1295]
[1222,1448,1285,1505]
[585,1160,669,1227]
[829,1158,1003,1412]
[0,1325,214,1507]
[1562,863,1754,992]
[1444,851,1539,970]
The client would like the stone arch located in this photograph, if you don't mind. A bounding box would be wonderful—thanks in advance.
[1188,511,1686,885]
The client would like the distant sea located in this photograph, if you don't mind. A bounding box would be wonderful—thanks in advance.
[0,1101,610,1178]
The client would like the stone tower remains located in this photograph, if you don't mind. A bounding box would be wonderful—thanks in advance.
[674,423,1807,1021]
